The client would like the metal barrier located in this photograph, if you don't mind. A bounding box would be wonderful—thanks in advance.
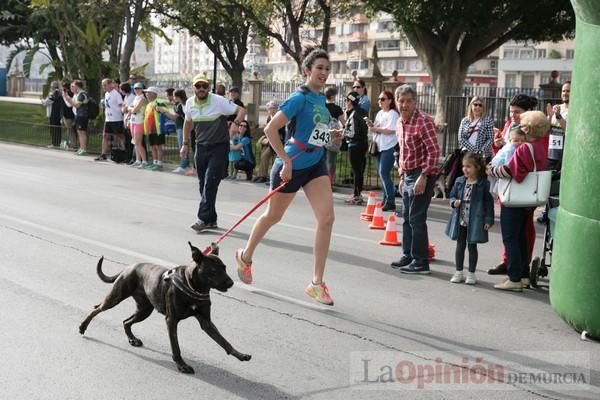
[0,118,388,189]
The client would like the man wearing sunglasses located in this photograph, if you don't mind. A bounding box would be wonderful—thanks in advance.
[182,75,246,233]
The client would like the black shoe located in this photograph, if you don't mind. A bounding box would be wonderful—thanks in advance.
[487,263,507,275]
[94,154,108,161]
[381,203,396,212]
[190,220,218,233]
[399,261,431,275]
[391,255,413,269]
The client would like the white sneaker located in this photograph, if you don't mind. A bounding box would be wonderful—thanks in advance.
[130,161,141,168]
[450,271,464,283]
[465,272,477,285]
[172,166,185,174]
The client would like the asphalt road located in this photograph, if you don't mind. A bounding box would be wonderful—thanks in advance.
[0,142,597,400]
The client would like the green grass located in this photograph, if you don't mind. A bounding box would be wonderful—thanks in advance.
[0,102,47,124]
[0,100,387,187]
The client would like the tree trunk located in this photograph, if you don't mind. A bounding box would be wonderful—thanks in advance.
[429,60,467,128]
[119,0,146,82]
[229,64,244,88]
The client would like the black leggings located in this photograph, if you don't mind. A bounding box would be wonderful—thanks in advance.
[456,225,478,272]
[349,143,367,197]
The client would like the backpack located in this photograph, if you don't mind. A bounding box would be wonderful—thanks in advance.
[87,97,99,119]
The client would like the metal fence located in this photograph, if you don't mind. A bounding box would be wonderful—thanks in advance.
[442,94,561,155]
[0,118,387,189]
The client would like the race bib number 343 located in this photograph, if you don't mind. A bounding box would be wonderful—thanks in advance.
[308,123,330,147]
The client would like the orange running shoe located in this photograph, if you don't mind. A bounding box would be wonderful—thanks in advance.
[305,282,334,306]
[235,249,253,284]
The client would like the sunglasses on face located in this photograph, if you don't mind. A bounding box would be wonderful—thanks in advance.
[194,83,209,89]
[352,86,362,89]
[473,103,483,107]
[378,97,388,101]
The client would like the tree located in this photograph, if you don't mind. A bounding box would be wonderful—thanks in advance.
[363,0,575,126]
[157,0,251,88]
[238,0,354,74]
[119,0,154,82]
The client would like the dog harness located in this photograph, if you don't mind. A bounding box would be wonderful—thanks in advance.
[162,268,210,302]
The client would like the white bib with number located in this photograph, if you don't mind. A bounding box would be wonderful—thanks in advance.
[549,134,564,150]
[307,122,330,147]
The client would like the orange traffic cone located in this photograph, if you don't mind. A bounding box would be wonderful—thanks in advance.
[360,192,377,221]
[379,215,402,246]
[369,202,386,230]
[428,243,436,261]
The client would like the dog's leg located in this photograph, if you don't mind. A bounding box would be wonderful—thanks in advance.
[123,302,153,347]
[197,317,252,362]
[166,316,194,374]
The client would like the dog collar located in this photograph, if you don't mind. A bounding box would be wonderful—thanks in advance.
[163,268,210,302]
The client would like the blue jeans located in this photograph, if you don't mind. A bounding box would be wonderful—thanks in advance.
[176,128,189,168]
[377,148,396,206]
[195,141,229,224]
[500,205,532,282]
[402,171,436,263]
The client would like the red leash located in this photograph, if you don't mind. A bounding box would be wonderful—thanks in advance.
[202,181,288,255]
[201,151,304,255]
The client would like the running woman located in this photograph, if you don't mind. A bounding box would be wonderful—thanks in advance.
[234,48,341,306]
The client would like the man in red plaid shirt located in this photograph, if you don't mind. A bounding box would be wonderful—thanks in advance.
[390,85,440,274]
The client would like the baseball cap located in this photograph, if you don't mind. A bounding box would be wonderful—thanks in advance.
[229,86,240,93]
[133,82,145,89]
[144,86,159,95]
[346,91,360,106]
[193,74,210,85]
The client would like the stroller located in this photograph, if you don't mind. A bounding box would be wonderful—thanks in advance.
[530,170,561,288]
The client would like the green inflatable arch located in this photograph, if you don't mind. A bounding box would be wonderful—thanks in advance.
[550,0,600,337]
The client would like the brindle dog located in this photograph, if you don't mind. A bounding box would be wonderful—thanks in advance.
[79,242,251,373]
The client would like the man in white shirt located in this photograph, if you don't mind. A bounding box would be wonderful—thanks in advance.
[182,74,246,232]
[96,78,125,161]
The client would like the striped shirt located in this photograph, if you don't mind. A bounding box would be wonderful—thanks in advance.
[396,108,440,175]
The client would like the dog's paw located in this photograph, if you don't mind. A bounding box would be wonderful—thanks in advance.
[177,363,195,374]
[235,352,252,362]
[128,337,143,347]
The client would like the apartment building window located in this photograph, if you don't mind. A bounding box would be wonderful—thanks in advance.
[349,42,365,52]
[383,60,396,72]
[566,49,575,59]
[404,40,413,50]
[503,48,516,59]
[397,60,406,71]
[490,60,498,71]
[327,44,335,53]
[521,74,535,88]
[376,40,401,51]
[377,20,394,32]
[505,74,517,87]
[519,49,534,59]
[561,72,572,82]
[335,42,349,53]
[353,24,367,33]
[541,71,552,84]
[536,49,547,59]
[408,59,422,71]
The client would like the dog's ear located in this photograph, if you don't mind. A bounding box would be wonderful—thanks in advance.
[188,241,204,264]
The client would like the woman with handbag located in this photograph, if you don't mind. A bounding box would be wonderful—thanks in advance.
[487,94,541,276]
[368,90,399,211]
[487,111,550,291]
[343,91,369,205]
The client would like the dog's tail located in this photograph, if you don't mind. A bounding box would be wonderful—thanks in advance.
[96,256,120,283]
